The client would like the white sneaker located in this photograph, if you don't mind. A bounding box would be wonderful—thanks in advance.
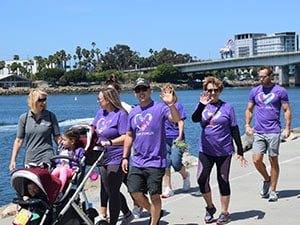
[132,205,143,219]
[182,170,191,191]
[161,187,174,198]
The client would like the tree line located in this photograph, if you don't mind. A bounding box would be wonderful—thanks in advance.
[1,42,258,87]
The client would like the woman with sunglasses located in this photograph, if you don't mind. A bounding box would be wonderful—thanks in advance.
[9,89,60,171]
[191,76,247,225]
[92,87,134,225]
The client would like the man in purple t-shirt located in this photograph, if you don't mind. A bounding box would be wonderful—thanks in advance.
[121,78,180,225]
[245,66,291,202]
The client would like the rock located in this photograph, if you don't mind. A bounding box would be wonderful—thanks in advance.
[0,203,16,218]
[182,152,198,168]
[241,134,254,152]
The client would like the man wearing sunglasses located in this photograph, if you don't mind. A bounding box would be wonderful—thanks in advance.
[122,78,180,225]
[245,66,291,202]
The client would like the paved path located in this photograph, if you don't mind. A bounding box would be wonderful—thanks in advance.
[2,138,300,224]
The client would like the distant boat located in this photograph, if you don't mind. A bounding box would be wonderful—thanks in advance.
[74,96,78,101]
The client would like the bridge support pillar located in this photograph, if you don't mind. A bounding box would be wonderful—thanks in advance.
[278,66,289,87]
[295,64,300,87]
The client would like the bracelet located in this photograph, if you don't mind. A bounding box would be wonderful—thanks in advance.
[108,140,112,146]
[245,124,250,127]
[122,157,128,160]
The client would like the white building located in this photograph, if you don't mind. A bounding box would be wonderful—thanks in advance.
[234,32,299,58]
[0,59,38,87]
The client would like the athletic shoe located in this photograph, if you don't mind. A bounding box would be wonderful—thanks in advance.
[204,205,216,223]
[120,211,134,225]
[161,187,174,198]
[182,170,191,191]
[148,210,164,225]
[98,215,109,224]
[260,177,271,198]
[132,205,143,219]
[216,211,231,225]
[268,190,278,202]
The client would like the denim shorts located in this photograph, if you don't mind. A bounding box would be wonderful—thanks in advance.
[166,138,184,171]
[252,133,281,156]
[127,166,165,195]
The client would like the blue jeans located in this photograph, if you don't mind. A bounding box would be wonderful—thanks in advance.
[166,138,184,172]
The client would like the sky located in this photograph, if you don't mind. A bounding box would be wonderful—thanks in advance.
[1,0,299,61]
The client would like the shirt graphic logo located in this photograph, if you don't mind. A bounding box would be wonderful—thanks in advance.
[202,109,221,125]
[97,118,112,133]
[258,92,275,105]
[134,113,153,131]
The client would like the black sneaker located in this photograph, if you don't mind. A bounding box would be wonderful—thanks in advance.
[216,211,231,225]
[148,209,164,225]
[204,205,217,223]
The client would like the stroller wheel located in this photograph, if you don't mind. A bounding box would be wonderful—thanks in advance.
[95,219,109,225]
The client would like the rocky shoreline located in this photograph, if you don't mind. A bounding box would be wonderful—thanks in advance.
[0,80,262,96]
[0,83,191,96]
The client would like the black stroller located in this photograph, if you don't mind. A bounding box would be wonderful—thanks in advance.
[11,124,109,225]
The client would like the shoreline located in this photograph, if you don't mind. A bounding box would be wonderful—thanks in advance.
[0,80,263,96]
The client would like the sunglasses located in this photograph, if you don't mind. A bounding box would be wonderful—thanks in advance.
[37,98,47,102]
[206,89,219,93]
[97,97,105,102]
[258,75,269,79]
[134,86,149,93]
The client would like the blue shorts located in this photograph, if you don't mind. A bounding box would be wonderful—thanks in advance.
[166,138,184,171]
[127,166,165,195]
[252,133,281,157]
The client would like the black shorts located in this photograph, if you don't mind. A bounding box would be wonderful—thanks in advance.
[127,166,165,195]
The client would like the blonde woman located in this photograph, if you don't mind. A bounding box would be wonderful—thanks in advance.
[9,89,60,171]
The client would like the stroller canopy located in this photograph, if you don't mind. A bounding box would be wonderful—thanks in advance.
[11,167,61,204]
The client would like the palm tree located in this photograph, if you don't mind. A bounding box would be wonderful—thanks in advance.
[0,60,5,74]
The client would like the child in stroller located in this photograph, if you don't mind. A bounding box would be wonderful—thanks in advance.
[11,124,106,225]
[51,127,84,193]
[11,167,62,225]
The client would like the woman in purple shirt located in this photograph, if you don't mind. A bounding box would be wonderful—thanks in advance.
[192,77,247,225]
[161,83,191,198]
[92,88,133,225]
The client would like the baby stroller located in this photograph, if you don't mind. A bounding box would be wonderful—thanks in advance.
[11,124,108,225]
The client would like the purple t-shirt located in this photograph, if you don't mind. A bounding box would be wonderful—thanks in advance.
[249,84,289,133]
[198,101,237,157]
[165,102,186,139]
[55,147,84,169]
[127,101,170,168]
[92,108,128,165]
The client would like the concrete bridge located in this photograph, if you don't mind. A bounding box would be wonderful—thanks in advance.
[126,52,300,86]
[174,52,300,86]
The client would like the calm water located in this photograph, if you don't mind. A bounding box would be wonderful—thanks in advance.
[1,87,300,206]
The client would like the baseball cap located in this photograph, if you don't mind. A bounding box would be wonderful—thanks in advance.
[134,78,150,89]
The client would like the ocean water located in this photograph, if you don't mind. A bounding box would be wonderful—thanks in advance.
[1,87,300,206]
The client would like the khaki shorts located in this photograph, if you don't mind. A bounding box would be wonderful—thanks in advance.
[252,133,281,157]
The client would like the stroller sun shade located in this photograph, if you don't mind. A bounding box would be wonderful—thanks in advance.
[11,167,62,204]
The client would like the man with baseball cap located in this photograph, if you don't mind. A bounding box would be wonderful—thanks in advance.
[122,78,180,225]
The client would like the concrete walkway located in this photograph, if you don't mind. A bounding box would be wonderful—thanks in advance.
[2,138,300,224]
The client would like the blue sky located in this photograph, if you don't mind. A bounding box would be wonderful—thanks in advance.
[1,0,299,61]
